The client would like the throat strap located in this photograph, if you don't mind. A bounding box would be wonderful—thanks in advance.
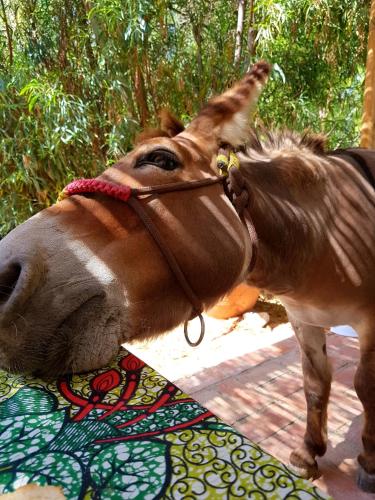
[219,148,258,273]
[127,197,203,315]
[127,197,206,346]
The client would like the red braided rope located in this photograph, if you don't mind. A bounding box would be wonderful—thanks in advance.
[61,179,132,203]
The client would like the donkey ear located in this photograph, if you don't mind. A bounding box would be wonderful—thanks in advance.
[186,61,271,147]
[301,132,326,154]
[134,109,185,144]
[159,109,185,137]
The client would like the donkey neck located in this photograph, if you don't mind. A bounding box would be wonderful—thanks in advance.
[238,150,332,295]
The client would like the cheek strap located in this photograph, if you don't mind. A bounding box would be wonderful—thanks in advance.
[127,197,206,347]
[59,176,224,347]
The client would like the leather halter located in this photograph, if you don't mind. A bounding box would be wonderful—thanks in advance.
[59,154,257,347]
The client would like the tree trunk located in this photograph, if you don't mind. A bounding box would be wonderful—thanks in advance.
[80,2,96,71]
[58,1,69,71]
[133,48,150,128]
[191,22,204,101]
[144,52,157,116]
[245,0,257,71]
[193,26,203,77]
[247,0,256,55]
[234,0,246,66]
[0,0,13,66]
[361,0,375,148]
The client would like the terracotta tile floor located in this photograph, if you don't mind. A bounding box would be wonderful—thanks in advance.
[124,305,373,499]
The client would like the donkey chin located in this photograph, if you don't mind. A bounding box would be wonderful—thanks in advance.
[46,294,125,376]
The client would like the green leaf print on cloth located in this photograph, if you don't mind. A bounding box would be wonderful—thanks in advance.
[0,386,57,418]
[0,452,82,498]
[0,411,65,466]
[49,419,120,453]
[89,441,168,499]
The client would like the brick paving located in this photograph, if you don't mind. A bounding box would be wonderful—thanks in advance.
[124,307,372,499]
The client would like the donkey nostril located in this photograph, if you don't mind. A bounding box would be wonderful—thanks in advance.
[0,263,22,305]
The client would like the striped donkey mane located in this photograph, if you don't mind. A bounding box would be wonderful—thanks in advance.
[236,129,328,189]
[244,129,327,158]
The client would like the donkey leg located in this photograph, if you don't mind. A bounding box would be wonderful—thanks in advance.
[354,341,375,492]
[288,320,332,479]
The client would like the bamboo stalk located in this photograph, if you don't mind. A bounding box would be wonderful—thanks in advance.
[0,0,13,66]
[361,0,375,148]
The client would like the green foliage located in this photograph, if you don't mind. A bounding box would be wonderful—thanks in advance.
[255,0,369,146]
[0,0,370,236]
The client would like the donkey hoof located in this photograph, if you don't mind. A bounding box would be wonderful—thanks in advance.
[289,462,320,480]
[357,466,375,493]
[289,449,320,480]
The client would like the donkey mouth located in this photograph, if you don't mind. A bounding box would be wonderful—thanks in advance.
[1,294,123,377]
[39,294,123,377]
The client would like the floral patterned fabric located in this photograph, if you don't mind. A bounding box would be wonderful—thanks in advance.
[0,348,330,499]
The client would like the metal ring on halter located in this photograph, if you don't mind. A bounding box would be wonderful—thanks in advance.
[183,313,205,347]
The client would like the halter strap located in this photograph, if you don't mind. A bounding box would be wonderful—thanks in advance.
[60,175,225,347]
[127,196,203,315]
[59,153,258,347]
[60,176,226,202]
[218,147,258,273]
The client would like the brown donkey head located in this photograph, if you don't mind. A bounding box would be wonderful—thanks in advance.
[0,62,270,375]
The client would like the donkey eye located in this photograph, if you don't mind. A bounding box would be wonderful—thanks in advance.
[136,149,180,171]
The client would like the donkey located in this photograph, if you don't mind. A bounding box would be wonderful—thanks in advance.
[0,62,374,491]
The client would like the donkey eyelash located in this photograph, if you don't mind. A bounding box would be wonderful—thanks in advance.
[135,148,181,171]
